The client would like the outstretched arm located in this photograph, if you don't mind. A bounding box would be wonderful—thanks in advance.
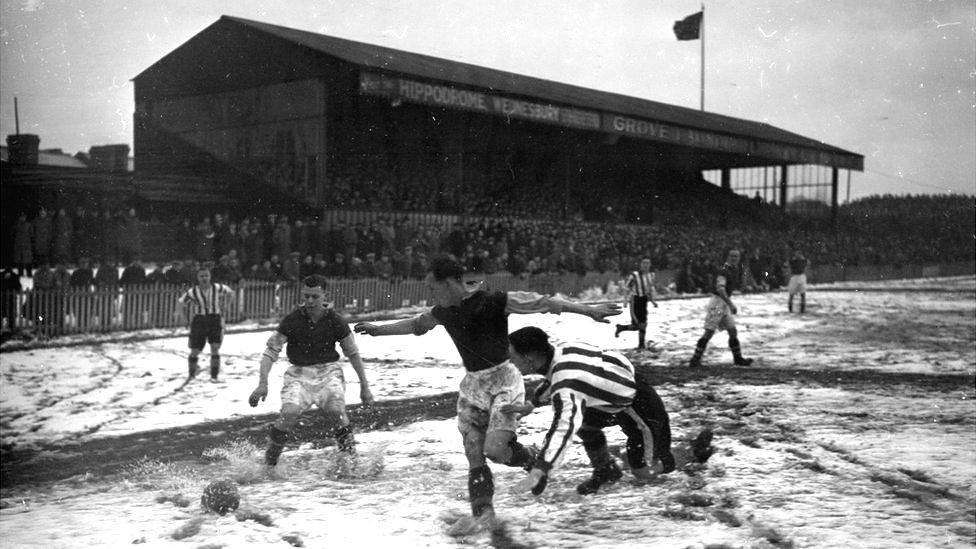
[354,312,438,336]
[505,291,621,323]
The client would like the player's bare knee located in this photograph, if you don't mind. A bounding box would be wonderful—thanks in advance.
[483,434,513,463]
[276,411,301,431]
[460,429,487,461]
[320,406,346,425]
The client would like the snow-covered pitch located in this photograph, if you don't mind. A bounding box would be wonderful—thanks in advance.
[1,277,973,548]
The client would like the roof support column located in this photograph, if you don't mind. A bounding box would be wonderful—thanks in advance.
[831,166,840,230]
[317,78,328,208]
[779,165,789,211]
[447,113,466,205]
[721,167,730,228]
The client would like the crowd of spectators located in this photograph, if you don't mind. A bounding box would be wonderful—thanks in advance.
[4,193,973,296]
[11,205,144,277]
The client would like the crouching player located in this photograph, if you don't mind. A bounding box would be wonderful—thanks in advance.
[249,274,374,466]
[505,326,676,496]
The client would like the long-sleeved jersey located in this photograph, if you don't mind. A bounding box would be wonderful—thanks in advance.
[411,290,567,372]
[532,342,637,473]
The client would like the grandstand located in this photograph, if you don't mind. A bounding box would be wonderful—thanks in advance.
[131,15,862,226]
[3,15,973,341]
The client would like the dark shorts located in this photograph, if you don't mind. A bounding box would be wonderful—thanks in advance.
[581,372,671,468]
[630,295,649,325]
[189,314,223,349]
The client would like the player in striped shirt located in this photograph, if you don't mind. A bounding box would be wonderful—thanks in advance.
[505,326,675,496]
[614,257,659,350]
[177,266,235,381]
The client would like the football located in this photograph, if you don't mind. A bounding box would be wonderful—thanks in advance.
[200,479,240,515]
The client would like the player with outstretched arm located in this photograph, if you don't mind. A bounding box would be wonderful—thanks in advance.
[354,254,619,535]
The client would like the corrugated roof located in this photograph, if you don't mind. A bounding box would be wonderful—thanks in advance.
[219,16,860,162]
[136,15,862,168]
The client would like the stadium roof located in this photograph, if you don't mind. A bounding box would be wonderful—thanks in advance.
[134,15,863,171]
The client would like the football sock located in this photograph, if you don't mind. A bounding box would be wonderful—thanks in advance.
[580,431,613,469]
[577,441,622,495]
[187,356,199,378]
[788,295,794,312]
[505,439,536,470]
[729,336,752,365]
[468,465,494,517]
[690,337,708,366]
[800,294,806,313]
[638,330,646,349]
[209,355,220,379]
[333,425,356,453]
[265,426,289,466]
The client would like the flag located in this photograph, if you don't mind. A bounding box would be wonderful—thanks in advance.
[673,11,702,41]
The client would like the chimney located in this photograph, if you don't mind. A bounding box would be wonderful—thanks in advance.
[88,144,131,171]
[6,134,41,165]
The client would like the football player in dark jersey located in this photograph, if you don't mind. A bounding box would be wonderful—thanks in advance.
[689,249,753,368]
[355,254,619,534]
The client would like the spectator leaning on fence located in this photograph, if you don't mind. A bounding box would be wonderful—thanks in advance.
[176,265,235,382]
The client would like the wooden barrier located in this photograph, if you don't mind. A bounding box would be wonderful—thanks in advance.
[2,261,972,338]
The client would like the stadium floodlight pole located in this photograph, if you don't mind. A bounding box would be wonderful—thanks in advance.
[700,3,705,111]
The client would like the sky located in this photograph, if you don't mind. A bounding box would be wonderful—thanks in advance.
[0,0,974,201]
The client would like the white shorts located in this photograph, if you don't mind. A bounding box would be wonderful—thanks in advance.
[703,295,736,332]
[456,361,525,435]
[788,274,807,295]
[280,363,346,414]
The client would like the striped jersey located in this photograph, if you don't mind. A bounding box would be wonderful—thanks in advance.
[178,283,234,315]
[533,342,637,473]
[626,270,655,297]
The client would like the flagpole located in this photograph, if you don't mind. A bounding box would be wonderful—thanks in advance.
[700,3,705,111]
